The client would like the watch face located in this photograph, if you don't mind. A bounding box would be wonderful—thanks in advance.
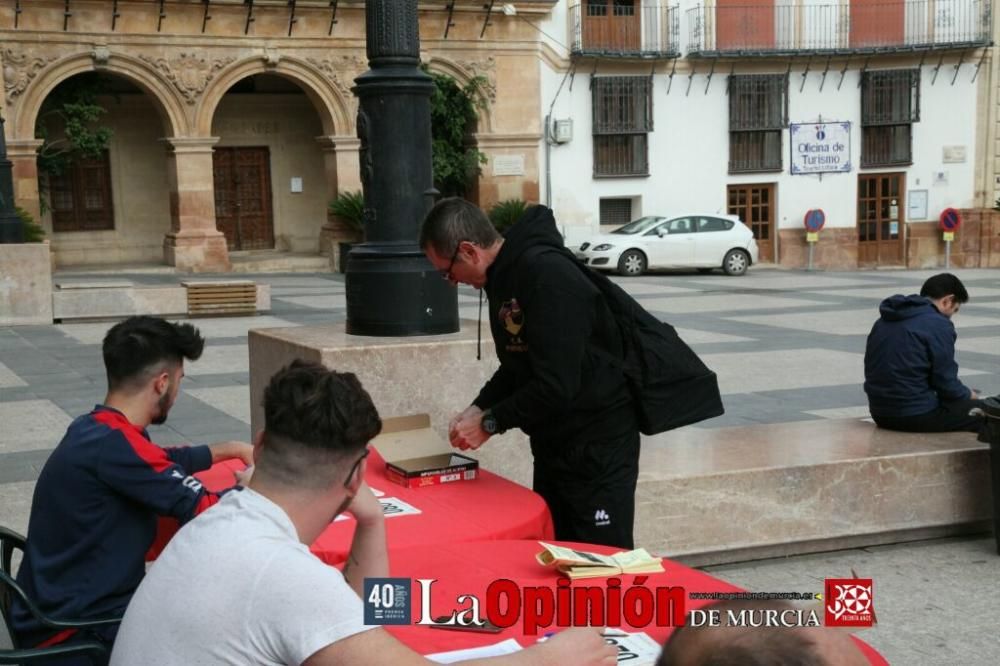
[482,414,497,434]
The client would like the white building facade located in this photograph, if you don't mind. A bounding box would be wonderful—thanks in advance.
[534,0,995,269]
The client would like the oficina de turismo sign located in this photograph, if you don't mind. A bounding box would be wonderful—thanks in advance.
[790,122,851,175]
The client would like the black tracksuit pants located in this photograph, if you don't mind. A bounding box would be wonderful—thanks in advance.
[530,402,640,549]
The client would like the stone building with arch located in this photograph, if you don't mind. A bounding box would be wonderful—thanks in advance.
[0,1,550,271]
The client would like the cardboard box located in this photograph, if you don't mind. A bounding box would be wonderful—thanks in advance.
[372,414,480,488]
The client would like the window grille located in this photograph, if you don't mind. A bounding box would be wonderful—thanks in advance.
[728,74,787,173]
[861,69,918,167]
[600,198,633,227]
[592,76,652,176]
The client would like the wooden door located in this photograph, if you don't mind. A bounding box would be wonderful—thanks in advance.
[212,147,275,251]
[857,173,904,266]
[850,0,904,48]
[582,0,641,52]
[727,183,775,262]
[717,0,775,51]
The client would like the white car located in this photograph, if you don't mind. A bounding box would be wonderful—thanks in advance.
[575,214,760,277]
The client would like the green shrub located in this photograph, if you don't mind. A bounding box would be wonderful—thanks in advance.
[328,190,365,233]
[16,207,46,242]
[488,199,528,233]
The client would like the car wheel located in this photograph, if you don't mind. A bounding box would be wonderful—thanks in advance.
[617,250,646,277]
[722,249,749,276]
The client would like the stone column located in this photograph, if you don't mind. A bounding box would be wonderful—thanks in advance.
[6,138,44,224]
[317,135,362,260]
[162,137,231,273]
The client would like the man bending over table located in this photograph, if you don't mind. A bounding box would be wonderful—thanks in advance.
[111,360,614,666]
[12,316,253,662]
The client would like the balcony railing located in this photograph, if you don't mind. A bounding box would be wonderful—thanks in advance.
[687,0,991,56]
[571,3,681,58]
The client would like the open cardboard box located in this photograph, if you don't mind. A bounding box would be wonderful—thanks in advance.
[371,414,479,488]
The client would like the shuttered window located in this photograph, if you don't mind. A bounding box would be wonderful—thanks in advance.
[861,69,919,167]
[728,74,787,173]
[592,76,652,177]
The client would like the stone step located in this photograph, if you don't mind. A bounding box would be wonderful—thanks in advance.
[640,419,991,565]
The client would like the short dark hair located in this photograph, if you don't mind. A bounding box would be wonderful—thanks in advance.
[102,316,204,391]
[657,601,827,666]
[920,273,969,303]
[419,197,501,257]
[259,360,382,487]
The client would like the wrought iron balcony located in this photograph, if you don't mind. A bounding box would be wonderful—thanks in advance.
[687,0,991,57]
[570,3,681,58]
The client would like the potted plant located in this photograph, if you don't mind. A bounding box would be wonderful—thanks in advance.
[488,199,528,234]
[325,190,365,273]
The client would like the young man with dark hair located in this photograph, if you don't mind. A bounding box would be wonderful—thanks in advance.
[12,316,253,661]
[864,273,993,433]
[420,197,639,549]
[111,360,615,666]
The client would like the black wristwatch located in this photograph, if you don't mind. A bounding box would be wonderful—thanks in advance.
[481,409,499,435]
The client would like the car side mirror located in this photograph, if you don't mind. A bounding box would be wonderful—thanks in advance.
[657,228,668,237]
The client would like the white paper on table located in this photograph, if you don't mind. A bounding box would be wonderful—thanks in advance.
[425,638,523,663]
[379,497,422,518]
[331,496,420,523]
[604,631,662,664]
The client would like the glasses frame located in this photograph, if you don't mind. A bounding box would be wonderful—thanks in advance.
[344,448,370,488]
[441,240,466,282]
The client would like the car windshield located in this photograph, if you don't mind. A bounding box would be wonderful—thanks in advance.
[611,217,663,235]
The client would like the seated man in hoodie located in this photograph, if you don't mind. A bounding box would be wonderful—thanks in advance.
[864,273,992,433]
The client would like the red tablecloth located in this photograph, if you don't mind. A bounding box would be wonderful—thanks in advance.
[148,449,553,565]
[383,540,888,665]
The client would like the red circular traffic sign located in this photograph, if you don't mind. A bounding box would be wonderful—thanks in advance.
[939,208,962,231]
[804,209,826,232]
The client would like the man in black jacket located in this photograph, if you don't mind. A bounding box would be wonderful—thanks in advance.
[420,198,638,548]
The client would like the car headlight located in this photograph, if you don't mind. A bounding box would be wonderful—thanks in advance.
[593,244,614,252]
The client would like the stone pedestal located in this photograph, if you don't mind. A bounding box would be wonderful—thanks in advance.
[248,322,533,487]
[163,138,231,273]
[7,139,44,224]
[0,242,53,325]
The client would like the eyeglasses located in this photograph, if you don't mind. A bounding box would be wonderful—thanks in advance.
[344,448,370,488]
[440,241,466,282]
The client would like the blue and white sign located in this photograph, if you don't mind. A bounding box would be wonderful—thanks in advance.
[790,122,851,175]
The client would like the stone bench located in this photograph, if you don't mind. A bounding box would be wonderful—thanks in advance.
[248,322,993,567]
[641,419,993,566]
[52,280,270,321]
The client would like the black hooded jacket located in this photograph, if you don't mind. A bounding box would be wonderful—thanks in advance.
[472,205,631,442]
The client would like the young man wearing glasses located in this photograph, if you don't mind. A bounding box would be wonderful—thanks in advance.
[111,360,614,666]
[420,198,639,550]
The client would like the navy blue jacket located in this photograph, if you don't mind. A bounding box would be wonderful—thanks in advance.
[864,295,971,417]
[13,406,220,645]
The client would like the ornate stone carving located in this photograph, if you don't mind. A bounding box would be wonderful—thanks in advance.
[139,52,234,105]
[91,45,110,66]
[262,50,281,69]
[2,50,55,102]
[461,56,497,103]
[307,56,366,102]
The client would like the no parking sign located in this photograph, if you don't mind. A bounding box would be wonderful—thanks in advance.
[939,208,961,233]
[804,209,826,232]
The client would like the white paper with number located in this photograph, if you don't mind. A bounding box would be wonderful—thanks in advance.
[379,497,422,518]
[426,638,523,663]
[604,631,662,664]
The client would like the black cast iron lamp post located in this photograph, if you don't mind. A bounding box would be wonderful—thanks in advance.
[345,0,459,336]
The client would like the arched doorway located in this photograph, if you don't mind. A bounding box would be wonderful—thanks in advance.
[32,72,174,267]
[209,74,328,254]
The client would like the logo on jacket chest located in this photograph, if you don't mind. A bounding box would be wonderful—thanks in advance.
[497,299,528,352]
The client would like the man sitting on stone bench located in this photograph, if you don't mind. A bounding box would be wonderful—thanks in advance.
[864,273,995,434]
